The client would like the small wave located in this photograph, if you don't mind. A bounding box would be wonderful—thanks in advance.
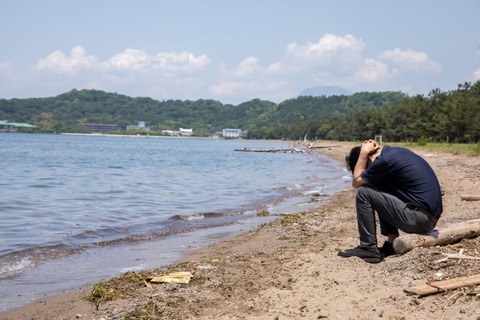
[273,184,304,192]
[0,244,86,279]
[29,184,55,188]
[0,209,265,280]
[273,186,290,191]
[119,265,145,273]
[0,257,36,279]
[170,214,206,221]
[304,185,326,196]
[170,211,247,221]
[105,189,127,194]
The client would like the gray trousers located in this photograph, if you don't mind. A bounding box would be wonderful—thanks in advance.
[356,185,437,248]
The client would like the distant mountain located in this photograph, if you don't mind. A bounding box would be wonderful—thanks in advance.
[298,86,351,97]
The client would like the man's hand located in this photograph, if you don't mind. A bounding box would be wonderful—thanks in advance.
[360,139,379,155]
[352,139,379,188]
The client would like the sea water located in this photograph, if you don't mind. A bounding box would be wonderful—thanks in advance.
[0,133,349,311]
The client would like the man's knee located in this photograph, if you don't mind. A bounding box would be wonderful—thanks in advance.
[356,186,385,207]
[356,185,373,200]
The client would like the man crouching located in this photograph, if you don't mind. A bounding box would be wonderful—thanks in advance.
[338,139,443,263]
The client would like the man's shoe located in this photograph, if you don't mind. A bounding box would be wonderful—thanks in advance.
[338,246,383,263]
[378,241,396,257]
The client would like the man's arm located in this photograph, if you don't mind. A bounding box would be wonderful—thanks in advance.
[352,139,378,189]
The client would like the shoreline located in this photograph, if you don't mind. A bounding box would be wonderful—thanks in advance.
[0,143,349,315]
[0,140,346,311]
[2,143,480,319]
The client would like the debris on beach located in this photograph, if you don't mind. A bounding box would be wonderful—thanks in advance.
[404,273,480,296]
[461,195,480,201]
[148,271,193,284]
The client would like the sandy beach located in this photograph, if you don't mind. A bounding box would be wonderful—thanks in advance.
[2,142,480,320]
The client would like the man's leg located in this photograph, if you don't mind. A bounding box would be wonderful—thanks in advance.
[356,185,435,243]
[355,185,405,247]
[340,185,433,263]
[337,186,389,263]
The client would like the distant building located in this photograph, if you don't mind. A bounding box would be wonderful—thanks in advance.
[222,128,242,139]
[179,128,193,136]
[161,130,177,136]
[126,121,150,132]
[0,120,36,132]
[80,123,119,133]
[161,128,193,137]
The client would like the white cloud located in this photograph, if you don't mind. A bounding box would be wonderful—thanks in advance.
[353,59,390,82]
[208,34,447,102]
[103,49,210,74]
[19,35,448,103]
[277,34,365,73]
[377,48,442,73]
[473,68,480,81]
[287,34,364,59]
[212,59,262,97]
[25,45,213,101]
[209,34,367,100]
[103,49,150,71]
[211,59,288,100]
[36,46,97,74]
[151,52,210,73]
[232,57,259,77]
[36,46,210,77]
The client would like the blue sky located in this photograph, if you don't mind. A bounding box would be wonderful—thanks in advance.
[1,0,479,104]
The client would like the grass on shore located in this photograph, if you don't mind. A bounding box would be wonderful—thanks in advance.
[314,140,480,157]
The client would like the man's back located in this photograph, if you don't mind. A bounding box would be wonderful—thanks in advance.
[361,146,443,218]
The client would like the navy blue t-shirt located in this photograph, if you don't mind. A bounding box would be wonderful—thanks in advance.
[361,145,443,218]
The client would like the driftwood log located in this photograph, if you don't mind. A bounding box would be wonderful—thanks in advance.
[234,148,305,153]
[308,144,342,149]
[461,195,480,201]
[393,218,480,255]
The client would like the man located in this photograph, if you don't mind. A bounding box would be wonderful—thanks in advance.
[338,139,443,263]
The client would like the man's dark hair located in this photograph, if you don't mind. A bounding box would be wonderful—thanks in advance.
[346,146,361,172]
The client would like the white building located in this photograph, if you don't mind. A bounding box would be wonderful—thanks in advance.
[161,128,193,136]
[179,128,193,136]
[222,128,242,139]
[161,130,177,136]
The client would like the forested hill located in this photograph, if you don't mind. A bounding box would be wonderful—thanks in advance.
[1,80,479,143]
[0,89,404,137]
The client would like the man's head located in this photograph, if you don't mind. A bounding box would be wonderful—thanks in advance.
[346,142,381,172]
[346,146,361,172]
